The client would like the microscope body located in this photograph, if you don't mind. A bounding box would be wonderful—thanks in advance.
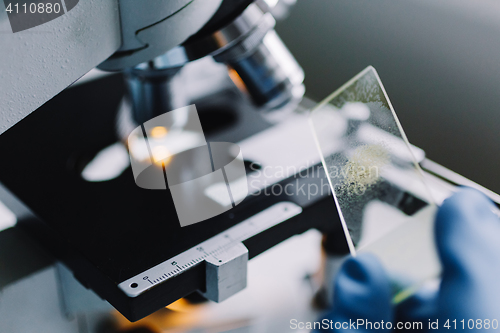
[0,0,310,323]
[0,0,303,136]
[1,0,499,329]
[0,0,216,134]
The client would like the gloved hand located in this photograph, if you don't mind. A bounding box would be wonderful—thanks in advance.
[314,188,500,332]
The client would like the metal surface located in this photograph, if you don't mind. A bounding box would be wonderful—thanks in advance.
[119,202,301,297]
[141,0,304,113]
[178,2,272,62]
[224,29,305,113]
[269,0,297,20]
[123,62,187,126]
[202,242,248,303]
[99,0,223,70]
[112,0,194,53]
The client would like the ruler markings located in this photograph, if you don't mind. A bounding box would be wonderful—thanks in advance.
[118,202,302,297]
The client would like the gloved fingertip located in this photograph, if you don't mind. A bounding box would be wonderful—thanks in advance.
[435,187,498,256]
[435,188,500,319]
[437,188,494,229]
[341,253,383,284]
[332,253,393,322]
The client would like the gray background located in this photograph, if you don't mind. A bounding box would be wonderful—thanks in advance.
[276,0,500,193]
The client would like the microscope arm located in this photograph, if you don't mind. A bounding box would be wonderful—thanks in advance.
[0,0,121,136]
[0,0,223,136]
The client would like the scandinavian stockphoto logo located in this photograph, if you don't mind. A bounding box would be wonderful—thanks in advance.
[4,0,79,33]
[127,105,248,227]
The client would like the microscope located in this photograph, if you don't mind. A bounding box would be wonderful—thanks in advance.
[0,0,303,135]
[1,0,499,331]
[0,0,323,323]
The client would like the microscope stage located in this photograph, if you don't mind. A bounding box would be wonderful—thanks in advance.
[0,74,339,321]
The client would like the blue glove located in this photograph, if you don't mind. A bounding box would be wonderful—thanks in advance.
[314,188,500,332]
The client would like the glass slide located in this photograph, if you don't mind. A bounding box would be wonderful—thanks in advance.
[310,66,440,301]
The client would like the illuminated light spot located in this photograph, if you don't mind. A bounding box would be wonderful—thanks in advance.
[152,146,172,166]
[151,126,168,139]
[165,298,193,312]
[228,67,248,94]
